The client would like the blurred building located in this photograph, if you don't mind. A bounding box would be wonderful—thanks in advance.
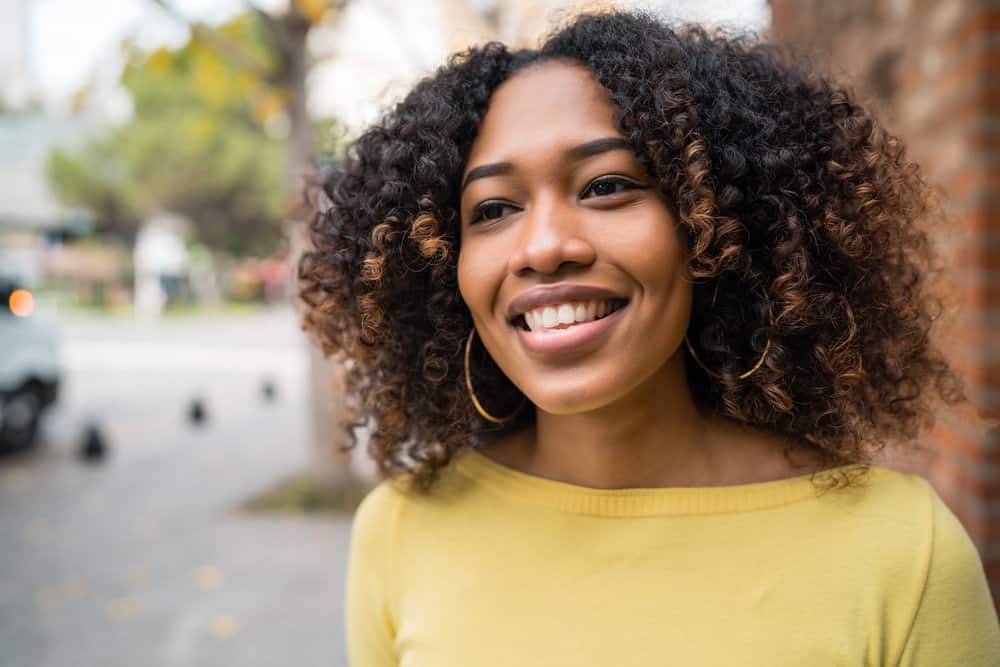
[771,0,1000,605]
[0,0,100,287]
[0,112,97,285]
[0,0,33,111]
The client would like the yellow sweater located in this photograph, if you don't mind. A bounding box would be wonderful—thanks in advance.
[345,447,1000,666]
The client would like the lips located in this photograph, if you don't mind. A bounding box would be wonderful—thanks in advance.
[513,300,628,356]
[512,299,627,332]
[506,284,629,323]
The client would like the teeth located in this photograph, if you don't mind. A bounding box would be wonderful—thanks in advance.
[524,311,535,330]
[521,299,622,332]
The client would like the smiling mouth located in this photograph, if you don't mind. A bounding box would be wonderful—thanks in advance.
[511,299,628,333]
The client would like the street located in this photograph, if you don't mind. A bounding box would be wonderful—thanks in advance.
[0,307,355,667]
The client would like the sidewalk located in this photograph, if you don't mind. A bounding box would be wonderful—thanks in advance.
[0,308,355,667]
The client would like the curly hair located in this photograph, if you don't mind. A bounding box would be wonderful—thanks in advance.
[298,8,968,494]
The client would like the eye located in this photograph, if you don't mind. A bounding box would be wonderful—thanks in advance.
[469,200,518,225]
[582,176,644,199]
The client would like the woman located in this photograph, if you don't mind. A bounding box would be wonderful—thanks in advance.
[299,9,1000,666]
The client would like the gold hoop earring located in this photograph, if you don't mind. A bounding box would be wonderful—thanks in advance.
[683,294,780,381]
[464,327,527,424]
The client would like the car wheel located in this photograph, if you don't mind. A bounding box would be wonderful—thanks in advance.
[0,384,42,452]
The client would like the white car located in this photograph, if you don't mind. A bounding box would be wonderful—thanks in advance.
[0,278,60,452]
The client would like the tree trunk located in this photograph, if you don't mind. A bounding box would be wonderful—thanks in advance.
[277,9,363,490]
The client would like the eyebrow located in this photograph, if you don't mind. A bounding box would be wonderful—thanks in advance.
[460,136,634,193]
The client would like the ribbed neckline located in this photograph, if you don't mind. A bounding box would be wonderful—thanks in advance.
[452,446,891,517]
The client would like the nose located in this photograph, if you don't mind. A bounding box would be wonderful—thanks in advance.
[507,195,597,276]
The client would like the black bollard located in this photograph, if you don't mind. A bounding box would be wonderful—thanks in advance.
[261,378,277,402]
[78,422,109,463]
[188,398,207,426]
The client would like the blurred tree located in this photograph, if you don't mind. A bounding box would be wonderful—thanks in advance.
[147,0,342,214]
[46,2,345,256]
[136,0,361,496]
[46,0,556,494]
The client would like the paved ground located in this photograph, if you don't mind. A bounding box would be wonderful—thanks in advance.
[0,307,358,667]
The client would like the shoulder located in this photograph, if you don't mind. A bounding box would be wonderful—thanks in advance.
[827,466,942,556]
[349,478,408,556]
[354,478,408,524]
[850,467,988,567]
[816,467,999,662]
[914,476,994,612]
[820,464,937,517]
[808,467,941,596]
[888,471,1000,663]
[350,464,472,538]
[806,465,989,585]
[856,468,982,582]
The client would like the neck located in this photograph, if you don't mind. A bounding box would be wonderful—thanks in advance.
[508,354,752,489]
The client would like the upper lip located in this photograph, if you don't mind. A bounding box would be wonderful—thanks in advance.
[506,284,628,322]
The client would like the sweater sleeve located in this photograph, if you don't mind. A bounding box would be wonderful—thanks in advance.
[344,480,401,667]
[896,484,1000,666]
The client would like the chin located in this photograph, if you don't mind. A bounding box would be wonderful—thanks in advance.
[521,376,626,416]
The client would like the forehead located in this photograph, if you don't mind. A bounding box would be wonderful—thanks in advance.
[464,61,621,172]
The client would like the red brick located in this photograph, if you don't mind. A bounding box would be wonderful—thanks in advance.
[952,245,1000,270]
[950,358,1000,388]
[953,11,1000,49]
[769,0,793,37]
[968,128,1000,153]
[946,207,1000,235]
[911,77,1000,137]
[903,55,1000,110]
[941,161,1000,199]
[984,559,1000,579]
[930,421,996,460]
[952,283,1000,310]
[928,467,990,539]
[942,191,1000,222]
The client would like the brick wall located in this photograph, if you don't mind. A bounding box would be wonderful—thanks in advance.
[769,0,1000,606]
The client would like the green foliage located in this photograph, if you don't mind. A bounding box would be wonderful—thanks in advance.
[45,11,309,256]
[313,115,348,161]
[242,471,373,515]
[46,143,137,236]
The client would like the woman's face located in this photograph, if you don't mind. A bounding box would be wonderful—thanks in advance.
[457,60,693,415]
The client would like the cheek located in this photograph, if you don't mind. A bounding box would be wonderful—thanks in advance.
[456,245,494,316]
[642,237,687,289]
[456,250,473,307]
[602,210,687,287]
